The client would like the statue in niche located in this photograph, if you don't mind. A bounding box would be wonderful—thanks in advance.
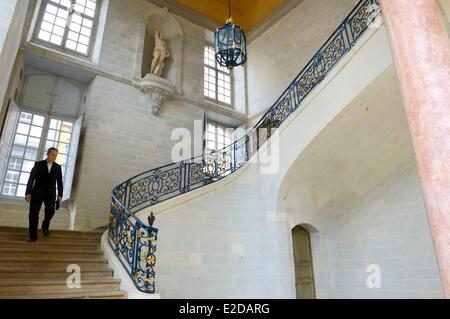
[150,30,170,78]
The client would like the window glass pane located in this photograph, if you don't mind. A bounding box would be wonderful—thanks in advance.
[24,148,38,161]
[85,8,95,17]
[11,146,25,158]
[50,34,63,45]
[76,44,88,54]
[8,158,22,170]
[50,119,61,130]
[28,137,41,148]
[43,12,56,24]
[52,25,65,37]
[17,123,30,135]
[78,35,89,45]
[41,21,54,32]
[57,154,67,165]
[59,132,71,143]
[22,160,35,173]
[66,39,77,50]
[86,1,96,10]
[80,27,91,37]
[46,4,58,15]
[2,183,17,196]
[58,142,70,154]
[17,185,27,197]
[207,141,215,149]
[38,30,51,42]
[72,13,82,25]
[5,171,19,183]
[47,129,59,140]
[32,115,45,126]
[70,22,81,33]
[60,0,72,8]
[30,126,43,138]
[14,134,27,146]
[19,172,30,185]
[20,112,32,124]
[57,8,69,19]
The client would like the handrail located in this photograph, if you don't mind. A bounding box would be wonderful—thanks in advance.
[108,0,381,294]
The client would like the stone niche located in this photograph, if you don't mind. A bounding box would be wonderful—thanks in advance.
[133,6,183,115]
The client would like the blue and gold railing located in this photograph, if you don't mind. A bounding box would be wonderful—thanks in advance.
[108,0,381,294]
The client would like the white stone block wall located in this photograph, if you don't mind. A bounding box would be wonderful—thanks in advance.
[286,159,443,299]
[0,0,17,53]
[0,0,28,114]
[247,0,360,117]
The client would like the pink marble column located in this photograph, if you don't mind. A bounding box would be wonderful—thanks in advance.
[379,0,450,298]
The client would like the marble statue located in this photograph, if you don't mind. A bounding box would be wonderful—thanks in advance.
[150,30,170,77]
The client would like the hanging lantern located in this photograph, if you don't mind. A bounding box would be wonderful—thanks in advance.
[214,1,247,69]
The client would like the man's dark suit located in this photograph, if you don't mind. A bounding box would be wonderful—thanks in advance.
[25,160,63,240]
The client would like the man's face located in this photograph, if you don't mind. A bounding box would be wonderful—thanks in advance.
[47,150,58,163]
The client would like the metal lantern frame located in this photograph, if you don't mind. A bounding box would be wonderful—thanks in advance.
[214,3,247,69]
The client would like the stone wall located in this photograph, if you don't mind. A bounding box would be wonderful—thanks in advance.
[247,0,359,117]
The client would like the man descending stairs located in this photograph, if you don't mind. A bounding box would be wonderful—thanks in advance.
[0,226,127,299]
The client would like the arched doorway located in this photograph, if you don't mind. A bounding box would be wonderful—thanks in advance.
[292,225,316,299]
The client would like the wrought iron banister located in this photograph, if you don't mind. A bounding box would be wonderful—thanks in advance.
[108,0,380,294]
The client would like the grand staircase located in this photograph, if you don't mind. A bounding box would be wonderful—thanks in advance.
[0,226,127,299]
[107,0,381,294]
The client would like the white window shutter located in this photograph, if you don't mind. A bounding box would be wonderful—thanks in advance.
[62,114,83,201]
[0,101,20,182]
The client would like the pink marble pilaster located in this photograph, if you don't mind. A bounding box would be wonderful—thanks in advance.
[379,0,450,297]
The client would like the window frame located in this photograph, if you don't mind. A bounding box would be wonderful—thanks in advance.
[32,0,102,59]
[203,46,234,107]
[0,106,76,201]
[204,120,234,154]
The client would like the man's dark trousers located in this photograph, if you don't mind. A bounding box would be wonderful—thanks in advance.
[26,160,63,240]
[29,192,56,240]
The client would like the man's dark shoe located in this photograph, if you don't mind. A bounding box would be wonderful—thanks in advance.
[27,238,37,242]
[42,228,50,237]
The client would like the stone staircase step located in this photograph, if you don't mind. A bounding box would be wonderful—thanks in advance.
[0,226,104,238]
[0,256,109,268]
[0,246,102,255]
[0,263,112,272]
[0,278,121,294]
[0,270,114,280]
[1,288,127,299]
[0,239,101,250]
[0,233,101,243]
[0,247,104,258]
[0,226,127,299]
[0,252,104,259]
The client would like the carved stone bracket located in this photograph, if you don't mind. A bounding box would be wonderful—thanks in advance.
[133,74,176,116]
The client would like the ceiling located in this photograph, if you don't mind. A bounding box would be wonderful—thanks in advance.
[174,0,285,31]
